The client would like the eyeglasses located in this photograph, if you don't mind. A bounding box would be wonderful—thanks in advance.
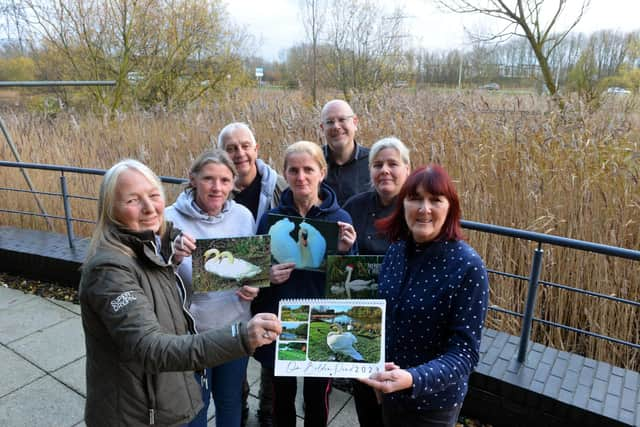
[322,115,354,127]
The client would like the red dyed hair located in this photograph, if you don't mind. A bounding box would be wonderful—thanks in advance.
[376,164,464,242]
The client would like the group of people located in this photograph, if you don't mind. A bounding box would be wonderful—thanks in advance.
[80,99,490,427]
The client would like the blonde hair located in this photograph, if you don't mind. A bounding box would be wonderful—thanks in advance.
[283,140,327,172]
[85,159,166,261]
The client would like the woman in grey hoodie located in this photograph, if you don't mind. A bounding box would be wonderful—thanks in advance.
[165,150,256,427]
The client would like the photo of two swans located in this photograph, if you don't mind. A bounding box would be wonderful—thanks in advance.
[276,302,384,366]
[267,214,339,272]
[192,235,271,292]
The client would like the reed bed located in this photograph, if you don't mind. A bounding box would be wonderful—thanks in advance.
[1,88,638,369]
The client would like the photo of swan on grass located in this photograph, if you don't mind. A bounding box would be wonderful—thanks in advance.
[192,235,271,292]
[307,304,383,363]
[325,255,383,299]
[266,213,339,271]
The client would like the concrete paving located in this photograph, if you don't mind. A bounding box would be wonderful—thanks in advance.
[0,286,356,427]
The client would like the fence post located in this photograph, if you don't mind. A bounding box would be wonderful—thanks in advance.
[60,173,75,248]
[517,242,544,363]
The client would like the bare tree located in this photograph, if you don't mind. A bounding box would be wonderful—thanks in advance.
[21,0,249,111]
[325,0,409,98]
[437,0,590,102]
[300,0,326,105]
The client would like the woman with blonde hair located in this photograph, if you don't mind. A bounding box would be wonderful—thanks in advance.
[252,141,357,427]
[79,159,280,427]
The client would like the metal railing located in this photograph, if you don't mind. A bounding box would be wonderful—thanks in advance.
[0,160,639,363]
[0,160,186,247]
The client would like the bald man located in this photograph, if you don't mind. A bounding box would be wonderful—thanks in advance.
[320,99,371,205]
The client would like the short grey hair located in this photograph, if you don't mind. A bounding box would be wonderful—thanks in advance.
[217,122,257,149]
[369,137,411,168]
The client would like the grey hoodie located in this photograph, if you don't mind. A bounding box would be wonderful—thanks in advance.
[165,191,255,330]
[233,158,287,227]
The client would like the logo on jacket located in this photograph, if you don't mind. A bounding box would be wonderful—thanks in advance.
[110,291,137,312]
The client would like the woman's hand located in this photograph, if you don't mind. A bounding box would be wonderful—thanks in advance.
[359,362,412,394]
[172,232,196,265]
[337,221,356,253]
[270,262,296,285]
[236,285,259,301]
[246,313,282,352]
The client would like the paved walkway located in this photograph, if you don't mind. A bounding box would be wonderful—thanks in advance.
[0,286,356,427]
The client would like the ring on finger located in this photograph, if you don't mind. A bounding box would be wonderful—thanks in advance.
[262,330,270,339]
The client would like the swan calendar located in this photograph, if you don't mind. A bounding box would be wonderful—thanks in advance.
[275,299,386,378]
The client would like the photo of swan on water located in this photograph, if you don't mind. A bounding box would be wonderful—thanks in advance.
[192,235,271,292]
[325,255,383,299]
[266,214,339,272]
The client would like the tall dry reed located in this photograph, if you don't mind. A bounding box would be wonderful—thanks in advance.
[0,88,638,369]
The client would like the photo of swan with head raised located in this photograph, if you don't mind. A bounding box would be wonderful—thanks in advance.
[326,255,382,299]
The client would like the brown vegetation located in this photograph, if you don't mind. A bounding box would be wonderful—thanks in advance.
[0,88,638,369]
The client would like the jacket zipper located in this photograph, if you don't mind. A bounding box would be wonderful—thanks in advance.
[146,374,156,425]
[174,261,208,389]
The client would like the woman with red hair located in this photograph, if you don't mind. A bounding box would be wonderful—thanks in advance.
[361,164,489,427]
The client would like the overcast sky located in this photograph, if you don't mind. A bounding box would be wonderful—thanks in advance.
[225,0,640,61]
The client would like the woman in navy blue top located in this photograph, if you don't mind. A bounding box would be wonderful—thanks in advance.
[361,164,489,427]
[252,140,357,427]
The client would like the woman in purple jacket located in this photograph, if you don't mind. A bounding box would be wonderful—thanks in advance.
[361,164,489,427]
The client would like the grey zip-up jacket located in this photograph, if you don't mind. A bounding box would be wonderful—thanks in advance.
[79,224,252,426]
[231,158,287,231]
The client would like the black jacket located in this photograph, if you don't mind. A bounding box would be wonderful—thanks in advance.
[323,141,371,205]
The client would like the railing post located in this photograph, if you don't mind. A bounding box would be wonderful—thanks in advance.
[517,242,544,363]
[60,173,75,248]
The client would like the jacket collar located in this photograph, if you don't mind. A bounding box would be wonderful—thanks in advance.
[110,224,178,267]
[322,140,367,166]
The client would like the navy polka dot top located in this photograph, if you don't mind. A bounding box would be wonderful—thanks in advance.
[379,239,489,412]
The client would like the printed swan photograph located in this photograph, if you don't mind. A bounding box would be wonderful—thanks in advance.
[203,248,262,281]
[307,304,383,363]
[267,214,339,271]
[325,255,383,299]
[191,235,271,292]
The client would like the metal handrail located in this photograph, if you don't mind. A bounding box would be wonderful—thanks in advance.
[0,81,116,87]
[0,160,638,363]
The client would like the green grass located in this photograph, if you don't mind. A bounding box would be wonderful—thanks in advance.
[278,348,307,361]
[307,321,381,363]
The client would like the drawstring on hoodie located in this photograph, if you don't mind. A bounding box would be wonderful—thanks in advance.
[167,233,184,266]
